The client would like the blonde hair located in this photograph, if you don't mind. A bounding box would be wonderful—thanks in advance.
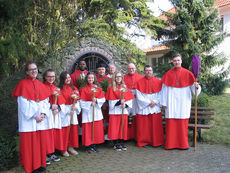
[111,72,126,91]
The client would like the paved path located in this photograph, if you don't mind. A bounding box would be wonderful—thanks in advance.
[6,140,230,173]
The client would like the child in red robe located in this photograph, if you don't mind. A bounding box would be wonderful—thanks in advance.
[43,69,66,164]
[80,72,105,153]
[59,71,80,157]
[106,72,134,151]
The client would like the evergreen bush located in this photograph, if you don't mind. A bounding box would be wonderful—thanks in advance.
[0,130,17,171]
[192,92,210,107]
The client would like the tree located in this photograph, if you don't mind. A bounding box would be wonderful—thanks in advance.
[0,0,166,80]
[156,0,229,95]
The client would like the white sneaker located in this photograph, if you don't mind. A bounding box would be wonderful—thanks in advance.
[62,151,69,157]
[68,146,79,155]
[46,156,51,165]
[50,154,60,162]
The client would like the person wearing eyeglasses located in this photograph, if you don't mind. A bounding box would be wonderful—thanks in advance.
[106,72,134,151]
[12,61,50,173]
[124,63,143,140]
[43,69,66,165]
[135,65,164,148]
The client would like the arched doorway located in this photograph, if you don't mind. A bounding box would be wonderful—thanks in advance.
[69,51,112,74]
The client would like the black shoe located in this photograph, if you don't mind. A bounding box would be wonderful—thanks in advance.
[33,167,46,172]
[38,167,46,172]
[86,146,94,153]
[32,169,40,173]
[113,144,122,151]
[92,145,99,152]
[120,143,127,151]
[50,154,60,162]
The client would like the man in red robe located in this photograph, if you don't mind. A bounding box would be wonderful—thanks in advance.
[12,61,50,173]
[161,54,201,149]
[135,65,164,147]
[95,63,111,84]
[123,63,143,140]
[70,60,88,88]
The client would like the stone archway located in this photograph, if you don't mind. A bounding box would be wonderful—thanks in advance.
[68,48,113,74]
[43,38,129,78]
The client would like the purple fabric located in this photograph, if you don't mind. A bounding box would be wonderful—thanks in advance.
[192,55,200,78]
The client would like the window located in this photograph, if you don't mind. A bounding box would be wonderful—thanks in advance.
[219,16,224,32]
[152,58,157,67]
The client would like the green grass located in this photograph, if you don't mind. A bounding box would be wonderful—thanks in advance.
[202,93,230,146]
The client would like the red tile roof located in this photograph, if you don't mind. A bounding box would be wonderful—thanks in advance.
[144,1,230,53]
[143,45,170,53]
[158,7,176,20]
[214,0,230,7]
[158,0,230,20]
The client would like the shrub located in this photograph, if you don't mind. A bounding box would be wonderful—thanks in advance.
[0,130,17,171]
[192,92,210,107]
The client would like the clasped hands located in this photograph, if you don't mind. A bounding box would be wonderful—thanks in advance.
[35,113,45,123]
[52,104,59,115]
[91,98,97,107]
[149,101,156,107]
[115,99,125,109]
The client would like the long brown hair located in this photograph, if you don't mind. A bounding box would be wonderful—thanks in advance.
[111,72,125,91]
[82,72,100,88]
[59,71,75,91]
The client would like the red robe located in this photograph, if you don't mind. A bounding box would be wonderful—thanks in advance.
[135,76,164,147]
[124,72,143,90]
[60,85,80,151]
[106,85,134,140]
[162,67,195,149]
[12,77,50,173]
[70,69,88,87]
[124,72,143,140]
[80,84,105,146]
[44,82,66,152]
[161,67,195,87]
[12,77,50,101]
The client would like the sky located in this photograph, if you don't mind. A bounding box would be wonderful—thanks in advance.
[129,0,173,49]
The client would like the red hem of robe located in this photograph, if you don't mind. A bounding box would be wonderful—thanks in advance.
[46,129,55,154]
[164,118,189,149]
[127,116,137,140]
[20,131,46,173]
[82,120,105,146]
[61,125,79,152]
[108,114,128,140]
[54,129,64,151]
[136,113,164,147]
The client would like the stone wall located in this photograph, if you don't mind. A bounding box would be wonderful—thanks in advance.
[42,38,129,79]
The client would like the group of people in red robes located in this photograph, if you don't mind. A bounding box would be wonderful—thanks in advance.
[13,54,201,173]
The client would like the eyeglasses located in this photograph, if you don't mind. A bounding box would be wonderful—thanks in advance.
[116,76,122,78]
[28,68,38,72]
[46,76,55,78]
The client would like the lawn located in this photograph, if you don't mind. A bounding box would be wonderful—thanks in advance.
[202,93,230,146]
